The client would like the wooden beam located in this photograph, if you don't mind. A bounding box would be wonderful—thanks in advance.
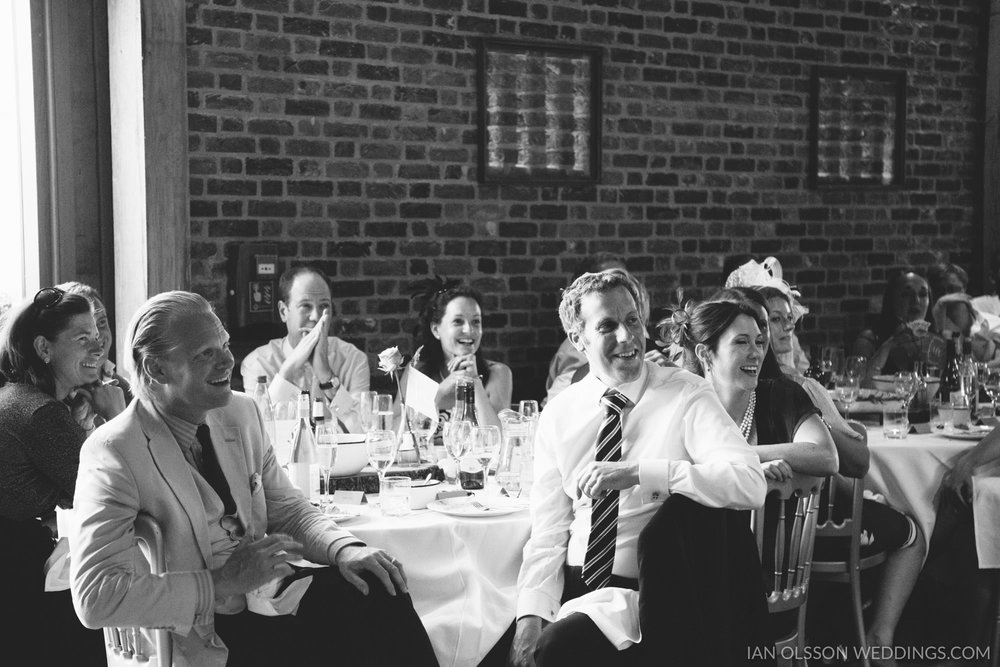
[107,0,187,368]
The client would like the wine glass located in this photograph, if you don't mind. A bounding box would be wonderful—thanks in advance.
[518,400,539,420]
[315,422,338,510]
[821,347,844,389]
[984,369,1000,418]
[472,425,501,492]
[405,405,435,461]
[354,391,377,433]
[442,420,472,486]
[893,371,916,409]
[837,373,860,418]
[846,355,867,379]
[373,394,394,431]
[496,466,522,499]
[366,429,398,509]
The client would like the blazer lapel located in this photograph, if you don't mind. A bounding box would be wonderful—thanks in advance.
[206,413,253,538]
[137,401,214,567]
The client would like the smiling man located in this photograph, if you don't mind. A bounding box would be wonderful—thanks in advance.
[508,270,768,667]
[241,265,369,418]
[70,291,435,666]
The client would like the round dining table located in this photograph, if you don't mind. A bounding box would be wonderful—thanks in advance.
[865,426,1000,566]
[341,494,532,667]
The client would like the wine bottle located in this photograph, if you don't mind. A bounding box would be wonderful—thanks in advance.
[288,391,319,500]
[803,345,824,383]
[938,334,962,403]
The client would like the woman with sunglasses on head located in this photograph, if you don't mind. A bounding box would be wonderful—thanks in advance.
[0,287,124,664]
[410,278,512,431]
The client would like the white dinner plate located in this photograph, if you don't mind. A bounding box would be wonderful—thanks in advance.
[937,425,994,440]
[427,497,528,518]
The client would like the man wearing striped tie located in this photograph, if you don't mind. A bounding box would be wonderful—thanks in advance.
[508,269,768,667]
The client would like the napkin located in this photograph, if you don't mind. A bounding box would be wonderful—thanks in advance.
[247,561,326,616]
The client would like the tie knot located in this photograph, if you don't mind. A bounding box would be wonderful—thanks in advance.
[196,424,211,445]
[601,390,630,414]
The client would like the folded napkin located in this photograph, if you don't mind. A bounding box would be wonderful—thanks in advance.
[247,561,326,616]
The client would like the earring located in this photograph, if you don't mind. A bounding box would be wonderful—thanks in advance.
[42,357,50,364]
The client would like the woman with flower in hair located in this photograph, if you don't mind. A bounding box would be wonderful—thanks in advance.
[410,278,512,430]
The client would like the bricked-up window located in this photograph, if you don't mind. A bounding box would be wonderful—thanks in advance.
[0,1,38,305]
[477,38,602,185]
[808,66,907,189]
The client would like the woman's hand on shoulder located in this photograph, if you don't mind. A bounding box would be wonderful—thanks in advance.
[88,381,126,421]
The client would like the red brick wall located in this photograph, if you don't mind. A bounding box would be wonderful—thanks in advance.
[185,0,985,400]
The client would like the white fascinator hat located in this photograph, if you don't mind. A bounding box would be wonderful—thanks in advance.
[724,257,809,322]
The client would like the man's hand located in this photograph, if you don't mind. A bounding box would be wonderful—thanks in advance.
[941,455,975,505]
[575,461,640,500]
[335,545,407,596]
[211,533,302,600]
[311,310,335,382]
[762,459,793,483]
[279,312,330,383]
[508,616,545,667]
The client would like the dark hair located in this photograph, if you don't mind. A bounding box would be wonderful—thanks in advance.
[0,290,93,394]
[660,299,767,377]
[875,268,933,340]
[411,281,491,386]
[927,262,968,297]
[278,265,331,304]
[701,286,783,379]
[57,281,105,307]
[574,252,626,280]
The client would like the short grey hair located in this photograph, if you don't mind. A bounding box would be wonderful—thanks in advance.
[126,291,214,401]
[558,269,649,339]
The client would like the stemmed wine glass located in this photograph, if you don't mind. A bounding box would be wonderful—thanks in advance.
[846,355,867,380]
[893,371,916,410]
[366,429,398,512]
[442,420,472,486]
[837,372,860,418]
[984,369,1000,418]
[821,347,844,389]
[354,391,377,433]
[472,425,501,493]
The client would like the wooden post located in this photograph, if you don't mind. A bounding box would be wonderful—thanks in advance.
[107,0,187,367]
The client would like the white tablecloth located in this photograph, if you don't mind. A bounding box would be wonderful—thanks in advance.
[865,429,1000,567]
[345,499,532,667]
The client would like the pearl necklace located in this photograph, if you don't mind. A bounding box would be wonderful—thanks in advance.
[739,391,756,440]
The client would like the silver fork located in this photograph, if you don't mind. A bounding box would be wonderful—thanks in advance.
[470,500,491,511]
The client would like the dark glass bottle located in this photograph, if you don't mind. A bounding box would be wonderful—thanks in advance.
[937,334,962,403]
[803,345,824,384]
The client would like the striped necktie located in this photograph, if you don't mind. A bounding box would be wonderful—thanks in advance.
[582,388,631,590]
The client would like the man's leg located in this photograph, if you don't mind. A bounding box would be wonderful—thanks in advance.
[295,567,438,666]
[534,613,635,667]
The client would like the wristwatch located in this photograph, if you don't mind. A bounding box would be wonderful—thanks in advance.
[318,376,339,392]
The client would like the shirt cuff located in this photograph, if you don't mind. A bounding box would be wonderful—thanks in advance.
[637,459,671,504]
[326,537,366,564]
[268,376,300,405]
[192,569,215,626]
[516,590,562,623]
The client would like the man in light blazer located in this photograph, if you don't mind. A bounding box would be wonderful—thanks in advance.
[69,291,436,666]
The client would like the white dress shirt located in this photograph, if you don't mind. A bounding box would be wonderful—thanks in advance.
[241,336,369,423]
[515,361,766,622]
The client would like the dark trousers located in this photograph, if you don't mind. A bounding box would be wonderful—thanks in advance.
[0,517,105,666]
[533,495,772,667]
[215,566,438,666]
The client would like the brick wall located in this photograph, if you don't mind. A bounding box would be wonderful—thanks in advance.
[185,0,985,400]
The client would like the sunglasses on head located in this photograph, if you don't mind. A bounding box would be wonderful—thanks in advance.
[33,287,65,310]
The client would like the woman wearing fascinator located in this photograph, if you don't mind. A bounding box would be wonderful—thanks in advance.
[410,277,512,430]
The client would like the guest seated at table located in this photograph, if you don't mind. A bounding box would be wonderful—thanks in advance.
[928,262,969,299]
[241,265,369,425]
[545,252,627,404]
[70,291,436,667]
[972,249,1000,317]
[57,281,134,430]
[725,256,810,374]
[713,288,924,659]
[931,292,1000,365]
[853,269,943,380]
[410,277,512,430]
[0,286,125,665]
[509,270,768,667]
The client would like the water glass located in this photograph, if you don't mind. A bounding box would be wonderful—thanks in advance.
[929,397,948,432]
[882,404,909,439]
[405,405,436,461]
[380,476,411,517]
[496,468,523,499]
[366,429,398,486]
[519,400,540,420]
[373,394,394,431]
[950,395,971,429]
[472,425,501,491]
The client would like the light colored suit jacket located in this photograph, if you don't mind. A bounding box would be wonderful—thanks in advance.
[69,392,357,667]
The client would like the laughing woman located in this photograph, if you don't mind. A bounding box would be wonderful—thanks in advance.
[411,280,512,430]
[0,287,124,664]
[664,299,838,481]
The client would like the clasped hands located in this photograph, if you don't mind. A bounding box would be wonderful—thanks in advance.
[282,311,336,384]
[68,379,126,429]
[211,534,408,601]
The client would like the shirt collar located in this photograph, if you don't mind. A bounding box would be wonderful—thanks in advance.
[154,404,201,455]
[585,361,649,407]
